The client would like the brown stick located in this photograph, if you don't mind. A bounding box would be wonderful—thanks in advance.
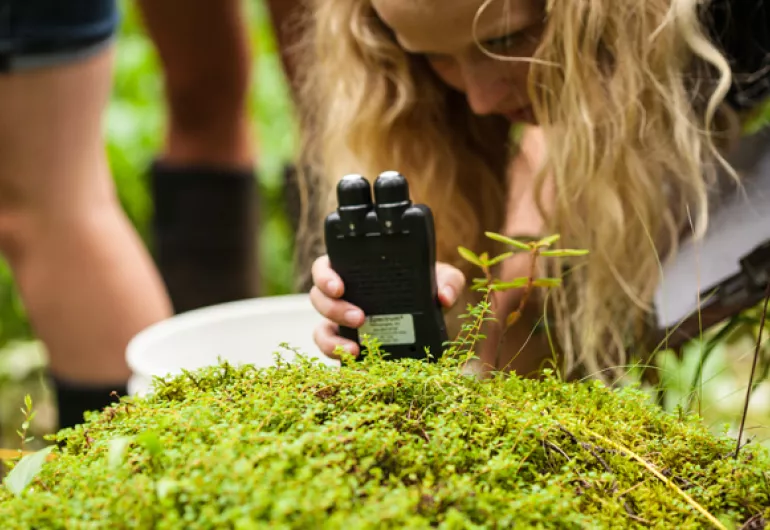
[734,281,770,459]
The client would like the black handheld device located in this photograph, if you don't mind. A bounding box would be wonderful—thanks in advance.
[323,171,448,361]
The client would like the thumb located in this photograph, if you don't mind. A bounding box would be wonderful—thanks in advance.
[436,262,466,308]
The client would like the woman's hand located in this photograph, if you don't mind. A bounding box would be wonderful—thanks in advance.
[309,255,466,359]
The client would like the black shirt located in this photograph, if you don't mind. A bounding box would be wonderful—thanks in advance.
[706,1,770,110]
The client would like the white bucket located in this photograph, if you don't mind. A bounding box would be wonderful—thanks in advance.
[125,294,338,396]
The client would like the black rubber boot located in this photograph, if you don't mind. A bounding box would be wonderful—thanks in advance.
[150,161,260,313]
[51,376,126,429]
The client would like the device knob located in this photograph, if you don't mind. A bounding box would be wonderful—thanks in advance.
[337,174,372,207]
[374,171,410,206]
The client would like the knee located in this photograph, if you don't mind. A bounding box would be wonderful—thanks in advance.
[0,195,118,265]
[0,206,38,263]
[0,174,41,258]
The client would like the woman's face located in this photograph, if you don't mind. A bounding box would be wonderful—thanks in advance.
[371,0,546,123]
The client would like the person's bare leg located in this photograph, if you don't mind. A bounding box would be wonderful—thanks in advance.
[138,0,254,168]
[137,0,263,311]
[0,47,172,392]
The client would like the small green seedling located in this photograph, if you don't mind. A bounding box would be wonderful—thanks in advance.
[450,232,588,368]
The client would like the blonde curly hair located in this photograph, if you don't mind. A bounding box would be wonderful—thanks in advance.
[292,0,740,382]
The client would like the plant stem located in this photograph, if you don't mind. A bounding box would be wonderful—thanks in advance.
[514,248,540,325]
[734,281,770,459]
[494,248,540,367]
[584,427,727,530]
[449,283,493,364]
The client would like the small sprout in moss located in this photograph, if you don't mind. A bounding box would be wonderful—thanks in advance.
[453,232,588,368]
[15,394,36,452]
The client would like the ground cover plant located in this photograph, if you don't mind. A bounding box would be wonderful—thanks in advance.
[1,234,769,529]
[0,350,768,529]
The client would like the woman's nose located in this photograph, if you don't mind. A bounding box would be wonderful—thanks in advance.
[460,64,512,116]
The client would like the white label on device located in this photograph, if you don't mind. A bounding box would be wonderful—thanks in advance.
[359,314,415,345]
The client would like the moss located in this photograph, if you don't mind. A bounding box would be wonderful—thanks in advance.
[0,350,768,529]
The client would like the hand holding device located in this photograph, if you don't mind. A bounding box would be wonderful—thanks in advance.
[322,171,449,361]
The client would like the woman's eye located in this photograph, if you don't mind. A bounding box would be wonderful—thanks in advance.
[483,32,523,51]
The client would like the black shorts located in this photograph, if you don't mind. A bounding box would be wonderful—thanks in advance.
[0,0,119,73]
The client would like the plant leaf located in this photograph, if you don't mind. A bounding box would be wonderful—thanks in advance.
[539,249,589,257]
[137,431,162,458]
[532,278,563,288]
[488,252,514,266]
[3,445,54,496]
[457,246,484,267]
[108,436,134,469]
[471,278,489,288]
[490,278,529,291]
[484,232,530,251]
[506,311,522,327]
[156,478,178,500]
[536,234,561,247]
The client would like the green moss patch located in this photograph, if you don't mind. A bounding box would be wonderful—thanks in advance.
[1,353,768,529]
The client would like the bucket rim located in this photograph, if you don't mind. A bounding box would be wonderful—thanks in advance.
[125,293,316,379]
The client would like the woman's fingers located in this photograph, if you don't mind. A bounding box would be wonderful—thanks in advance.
[310,257,465,360]
[313,319,360,359]
[311,255,344,298]
[310,253,364,360]
[313,255,465,312]
[436,262,466,308]
[310,254,365,327]
[309,285,365,328]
